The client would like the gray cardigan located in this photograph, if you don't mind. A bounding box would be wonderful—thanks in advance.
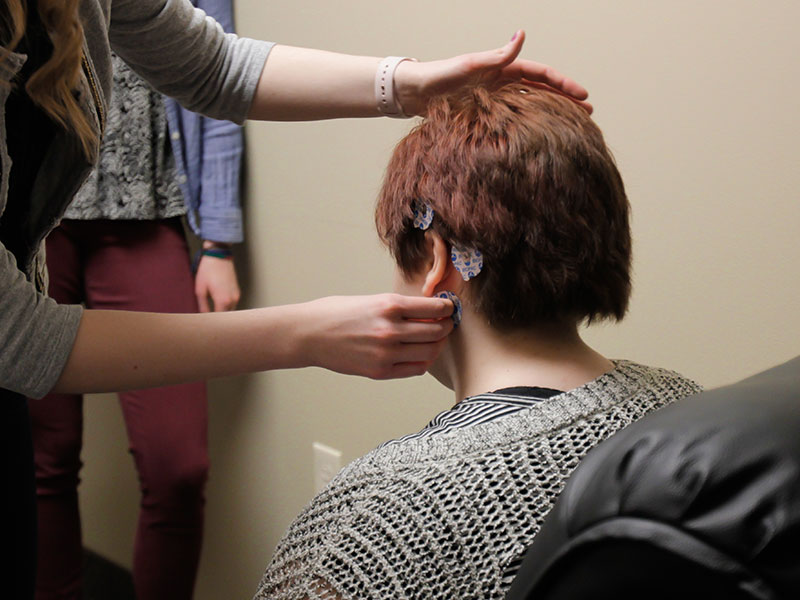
[0,0,271,397]
[255,361,702,600]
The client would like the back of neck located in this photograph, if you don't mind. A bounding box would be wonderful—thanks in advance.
[436,316,614,402]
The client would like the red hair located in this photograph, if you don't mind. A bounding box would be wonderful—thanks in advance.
[376,84,631,329]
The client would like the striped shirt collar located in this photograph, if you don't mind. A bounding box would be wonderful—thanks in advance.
[382,386,563,448]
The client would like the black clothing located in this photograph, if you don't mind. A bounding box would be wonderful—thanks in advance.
[508,355,800,600]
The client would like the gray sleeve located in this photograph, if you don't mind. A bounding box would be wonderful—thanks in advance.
[0,245,83,399]
[108,0,274,124]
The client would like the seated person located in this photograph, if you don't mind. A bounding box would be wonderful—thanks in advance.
[254,84,702,600]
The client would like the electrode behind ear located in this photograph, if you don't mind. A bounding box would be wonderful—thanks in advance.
[436,291,462,328]
[412,199,483,281]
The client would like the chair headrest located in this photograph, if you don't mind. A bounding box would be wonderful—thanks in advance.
[507,355,800,600]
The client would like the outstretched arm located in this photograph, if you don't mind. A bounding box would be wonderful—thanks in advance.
[111,4,588,123]
[248,30,590,121]
[52,294,454,394]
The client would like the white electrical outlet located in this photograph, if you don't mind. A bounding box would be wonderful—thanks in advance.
[313,442,342,493]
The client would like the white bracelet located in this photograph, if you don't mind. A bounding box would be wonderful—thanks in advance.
[375,56,417,118]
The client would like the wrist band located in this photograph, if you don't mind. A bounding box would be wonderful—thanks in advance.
[201,247,233,260]
[375,56,417,118]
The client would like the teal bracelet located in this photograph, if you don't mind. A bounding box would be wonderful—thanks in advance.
[201,247,233,260]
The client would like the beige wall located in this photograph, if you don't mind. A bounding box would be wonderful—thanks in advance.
[80,1,800,598]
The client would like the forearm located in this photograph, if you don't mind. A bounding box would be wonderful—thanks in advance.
[53,306,309,393]
[246,34,591,123]
[248,45,383,121]
[51,293,455,393]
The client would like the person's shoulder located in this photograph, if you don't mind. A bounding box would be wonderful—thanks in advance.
[612,359,704,396]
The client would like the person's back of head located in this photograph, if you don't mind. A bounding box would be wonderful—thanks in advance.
[376,83,631,332]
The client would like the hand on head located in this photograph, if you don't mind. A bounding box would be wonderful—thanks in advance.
[394,30,592,117]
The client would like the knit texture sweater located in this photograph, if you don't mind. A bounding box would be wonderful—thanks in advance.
[255,361,702,600]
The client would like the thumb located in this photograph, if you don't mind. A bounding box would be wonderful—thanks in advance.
[462,30,526,77]
[487,30,526,70]
[196,288,211,313]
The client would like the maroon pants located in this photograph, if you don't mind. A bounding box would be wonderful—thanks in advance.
[28,219,209,600]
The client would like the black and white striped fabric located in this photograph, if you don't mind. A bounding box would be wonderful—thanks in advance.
[382,386,563,448]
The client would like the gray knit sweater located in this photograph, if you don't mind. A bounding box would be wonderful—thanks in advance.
[255,361,701,600]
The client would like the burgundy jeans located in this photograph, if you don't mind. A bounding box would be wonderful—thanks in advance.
[28,219,209,600]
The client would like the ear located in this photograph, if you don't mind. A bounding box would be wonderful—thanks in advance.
[421,231,463,297]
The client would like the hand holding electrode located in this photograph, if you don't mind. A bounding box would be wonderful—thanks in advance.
[54,293,455,393]
[301,294,455,380]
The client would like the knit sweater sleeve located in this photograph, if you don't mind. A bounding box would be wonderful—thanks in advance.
[256,433,576,600]
[0,244,82,398]
[108,0,272,124]
[255,461,452,600]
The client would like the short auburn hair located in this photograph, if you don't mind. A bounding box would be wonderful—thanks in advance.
[376,84,631,329]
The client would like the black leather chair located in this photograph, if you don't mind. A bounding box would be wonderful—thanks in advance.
[507,356,800,600]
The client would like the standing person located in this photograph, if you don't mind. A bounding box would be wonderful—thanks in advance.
[0,1,591,597]
[27,1,243,597]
